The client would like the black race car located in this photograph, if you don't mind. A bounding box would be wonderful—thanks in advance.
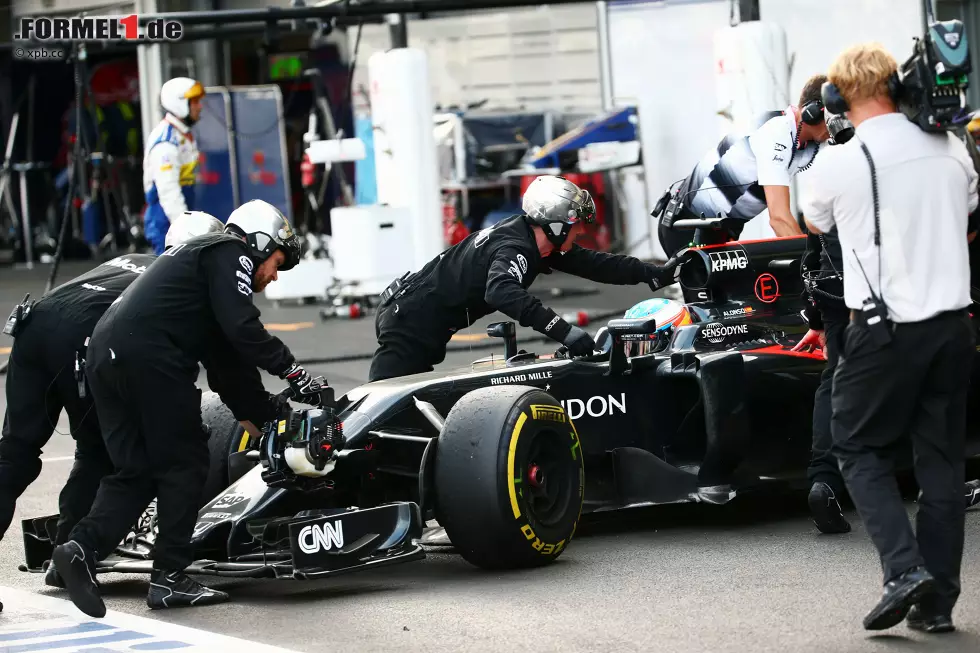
[20,235,980,582]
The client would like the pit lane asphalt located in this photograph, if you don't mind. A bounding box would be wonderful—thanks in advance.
[2,261,980,652]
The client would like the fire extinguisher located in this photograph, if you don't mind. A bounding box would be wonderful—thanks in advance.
[300,153,315,189]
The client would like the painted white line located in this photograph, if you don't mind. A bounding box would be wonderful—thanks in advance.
[39,456,75,463]
[0,585,301,652]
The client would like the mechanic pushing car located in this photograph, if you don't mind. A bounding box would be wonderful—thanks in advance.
[654,73,833,258]
[803,43,977,633]
[368,175,683,381]
[143,77,205,255]
[52,200,325,617]
[0,212,225,611]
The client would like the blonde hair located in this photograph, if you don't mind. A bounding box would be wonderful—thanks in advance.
[828,42,899,105]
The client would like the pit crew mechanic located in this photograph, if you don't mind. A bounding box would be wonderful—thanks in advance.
[53,200,325,617]
[368,175,683,382]
[0,212,225,611]
[802,43,977,633]
[655,73,832,257]
[143,77,204,255]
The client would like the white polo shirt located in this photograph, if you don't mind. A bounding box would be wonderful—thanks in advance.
[801,113,978,323]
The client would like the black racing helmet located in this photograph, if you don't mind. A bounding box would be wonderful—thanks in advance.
[522,175,596,248]
[225,200,302,271]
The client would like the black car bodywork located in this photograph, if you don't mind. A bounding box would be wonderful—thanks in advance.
[21,235,980,580]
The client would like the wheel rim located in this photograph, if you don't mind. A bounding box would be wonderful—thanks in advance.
[522,429,576,529]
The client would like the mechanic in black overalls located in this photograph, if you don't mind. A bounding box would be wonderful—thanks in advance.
[0,213,225,606]
[53,201,324,617]
[368,175,682,381]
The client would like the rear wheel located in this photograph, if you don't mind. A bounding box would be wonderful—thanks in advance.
[200,392,249,505]
[435,385,584,569]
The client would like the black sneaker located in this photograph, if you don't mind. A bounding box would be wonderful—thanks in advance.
[965,479,980,510]
[44,559,65,588]
[147,570,229,610]
[52,540,105,618]
[907,605,955,633]
[863,567,937,631]
[808,482,851,534]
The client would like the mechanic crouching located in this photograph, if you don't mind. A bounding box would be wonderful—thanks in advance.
[802,44,977,633]
[368,175,682,381]
[0,213,225,611]
[53,200,325,617]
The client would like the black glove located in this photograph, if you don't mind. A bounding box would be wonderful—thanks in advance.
[646,259,682,292]
[562,326,596,357]
[280,363,325,406]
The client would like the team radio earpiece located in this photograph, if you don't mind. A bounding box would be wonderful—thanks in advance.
[821,72,903,114]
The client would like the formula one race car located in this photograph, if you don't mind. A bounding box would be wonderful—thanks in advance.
[20,232,980,583]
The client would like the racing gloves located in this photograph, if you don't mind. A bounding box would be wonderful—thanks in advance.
[562,326,597,357]
[281,363,325,406]
[646,257,682,292]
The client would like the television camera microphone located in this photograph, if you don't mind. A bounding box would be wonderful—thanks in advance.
[898,6,972,132]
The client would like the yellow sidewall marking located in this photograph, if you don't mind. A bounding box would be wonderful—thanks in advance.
[507,412,528,519]
[237,431,250,452]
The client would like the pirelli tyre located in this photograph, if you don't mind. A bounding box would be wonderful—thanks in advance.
[200,391,250,505]
[435,385,584,569]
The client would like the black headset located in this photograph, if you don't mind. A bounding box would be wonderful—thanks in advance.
[821,72,902,115]
[800,98,826,125]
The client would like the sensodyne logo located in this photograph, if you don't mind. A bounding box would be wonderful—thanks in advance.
[239,255,254,274]
[702,322,748,344]
[298,519,344,554]
[708,250,748,273]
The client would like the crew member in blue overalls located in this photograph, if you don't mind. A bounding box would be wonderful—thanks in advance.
[143,77,205,254]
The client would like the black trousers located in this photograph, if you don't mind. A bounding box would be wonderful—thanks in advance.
[0,310,113,545]
[68,337,209,571]
[368,299,450,382]
[807,310,849,497]
[832,310,973,615]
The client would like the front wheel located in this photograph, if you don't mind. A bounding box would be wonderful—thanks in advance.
[434,385,584,569]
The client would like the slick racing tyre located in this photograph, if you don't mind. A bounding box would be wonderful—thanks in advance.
[200,391,250,505]
[435,385,584,569]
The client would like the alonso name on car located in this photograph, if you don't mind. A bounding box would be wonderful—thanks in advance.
[561,393,626,420]
[723,306,754,318]
[490,370,554,385]
[709,250,749,273]
[702,322,749,344]
[104,257,148,274]
[298,519,345,554]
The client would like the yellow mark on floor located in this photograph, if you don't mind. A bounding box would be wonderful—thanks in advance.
[265,322,315,332]
[451,333,490,342]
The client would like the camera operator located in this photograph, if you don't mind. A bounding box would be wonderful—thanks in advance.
[655,74,832,258]
[802,43,978,633]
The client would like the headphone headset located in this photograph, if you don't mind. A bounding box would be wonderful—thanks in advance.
[800,99,826,125]
[821,72,902,115]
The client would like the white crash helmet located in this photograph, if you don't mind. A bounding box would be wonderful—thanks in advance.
[164,211,225,250]
[225,200,302,271]
[161,77,205,122]
[522,175,596,248]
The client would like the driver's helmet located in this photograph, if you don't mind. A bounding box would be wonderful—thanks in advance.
[225,200,302,271]
[522,175,596,248]
[621,298,691,356]
[164,211,224,250]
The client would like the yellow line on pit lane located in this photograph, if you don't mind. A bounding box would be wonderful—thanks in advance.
[450,333,490,342]
[265,322,314,332]
[0,346,10,355]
